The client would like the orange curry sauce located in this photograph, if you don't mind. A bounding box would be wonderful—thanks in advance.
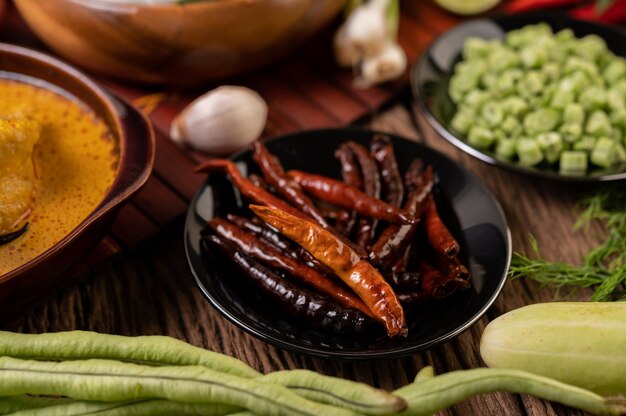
[0,79,118,274]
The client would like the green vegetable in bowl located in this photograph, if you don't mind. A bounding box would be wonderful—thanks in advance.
[448,23,626,173]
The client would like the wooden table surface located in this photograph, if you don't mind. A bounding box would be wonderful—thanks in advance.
[0,2,611,415]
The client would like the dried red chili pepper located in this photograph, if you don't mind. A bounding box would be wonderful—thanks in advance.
[397,291,430,306]
[370,135,404,208]
[208,218,374,317]
[419,258,459,299]
[504,0,582,13]
[251,204,407,338]
[346,141,381,248]
[369,162,434,270]
[227,214,337,277]
[195,159,307,221]
[205,235,371,334]
[252,142,330,229]
[424,194,460,259]
[248,173,268,190]
[288,170,417,225]
[432,252,471,290]
[334,143,362,237]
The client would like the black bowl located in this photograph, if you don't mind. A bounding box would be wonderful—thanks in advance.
[412,14,626,182]
[184,128,511,359]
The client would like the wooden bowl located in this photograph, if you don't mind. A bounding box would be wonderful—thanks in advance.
[0,43,154,316]
[14,0,344,85]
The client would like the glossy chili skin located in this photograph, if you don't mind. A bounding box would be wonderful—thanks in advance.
[432,252,471,289]
[397,290,430,306]
[346,141,381,249]
[252,142,329,229]
[205,235,370,334]
[288,170,417,225]
[227,214,337,277]
[251,204,407,338]
[370,135,404,208]
[334,143,361,237]
[419,258,459,299]
[208,218,374,317]
[195,159,307,222]
[248,173,268,190]
[369,162,434,270]
[424,194,460,259]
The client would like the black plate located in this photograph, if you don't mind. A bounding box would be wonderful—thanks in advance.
[412,14,626,182]
[184,129,511,359]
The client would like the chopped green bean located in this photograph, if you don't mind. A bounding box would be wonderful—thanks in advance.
[560,151,588,175]
[448,22,626,173]
[586,111,612,138]
[591,137,616,168]
[516,138,544,166]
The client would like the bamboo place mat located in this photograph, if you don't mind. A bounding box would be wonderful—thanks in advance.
[0,1,461,273]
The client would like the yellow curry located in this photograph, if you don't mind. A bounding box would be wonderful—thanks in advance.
[0,79,118,275]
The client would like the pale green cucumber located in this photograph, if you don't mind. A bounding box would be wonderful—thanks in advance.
[480,302,626,396]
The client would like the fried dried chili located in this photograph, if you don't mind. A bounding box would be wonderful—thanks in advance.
[419,258,459,299]
[287,170,417,225]
[227,214,336,277]
[370,135,404,208]
[423,194,460,259]
[248,173,268,190]
[432,252,471,289]
[205,235,370,334]
[346,141,381,248]
[250,204,407,338]
[397,291,430,306]
[195,159,308,222]
[252,142,329,229]
[369,162,434,270]
[334,143,362,237]
[208,218,373,317]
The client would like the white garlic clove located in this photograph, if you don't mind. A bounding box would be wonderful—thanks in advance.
[170,85,268,155]
[342,0,390,58]
[354,42,407,89]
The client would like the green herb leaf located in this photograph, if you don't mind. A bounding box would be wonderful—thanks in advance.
[509,187,626,301]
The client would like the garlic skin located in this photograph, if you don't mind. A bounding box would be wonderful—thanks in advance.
[170,86,267,155]
[354,42,407,89]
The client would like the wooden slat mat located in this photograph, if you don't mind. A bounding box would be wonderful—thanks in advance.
[0,1,460,268]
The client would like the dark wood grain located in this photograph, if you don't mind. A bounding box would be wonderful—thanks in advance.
[0,2,606,414]
[3,102,604,415]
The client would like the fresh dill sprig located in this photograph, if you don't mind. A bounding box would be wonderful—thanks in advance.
[509,187,626,302]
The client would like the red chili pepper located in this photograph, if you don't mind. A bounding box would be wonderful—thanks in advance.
[370,135,404,208]
[195,159,308,222]
[423,194,460,259]
[334,143,362,238]
[369,162,434,270]
[419,259,459,299]
[252,142,330,229]
[204,235,371,334]
[505,0,583,13]
[208,218,374,317]
[570,0,626,24]
[288,170,418,225]
[251,204,407,338]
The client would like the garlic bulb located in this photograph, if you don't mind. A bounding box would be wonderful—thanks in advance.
[170,86,267,155]
[341,0,390,60]
[354,42,407,89]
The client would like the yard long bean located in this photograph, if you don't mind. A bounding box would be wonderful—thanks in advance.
[0,331,259,379]
[7,400,239,416]
[395,368,626,416]
[0,357,355,416]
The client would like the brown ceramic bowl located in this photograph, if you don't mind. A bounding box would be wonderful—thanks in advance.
[14,0,344,85]
[0,43,154,316]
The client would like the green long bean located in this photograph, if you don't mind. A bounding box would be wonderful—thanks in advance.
[0,396,71,415]
[7,400,239,416]
[260,370,405,415]
[395,368,626,416]
[0,331,259,379]
[0,332,404,415]
[0,357,355,416]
